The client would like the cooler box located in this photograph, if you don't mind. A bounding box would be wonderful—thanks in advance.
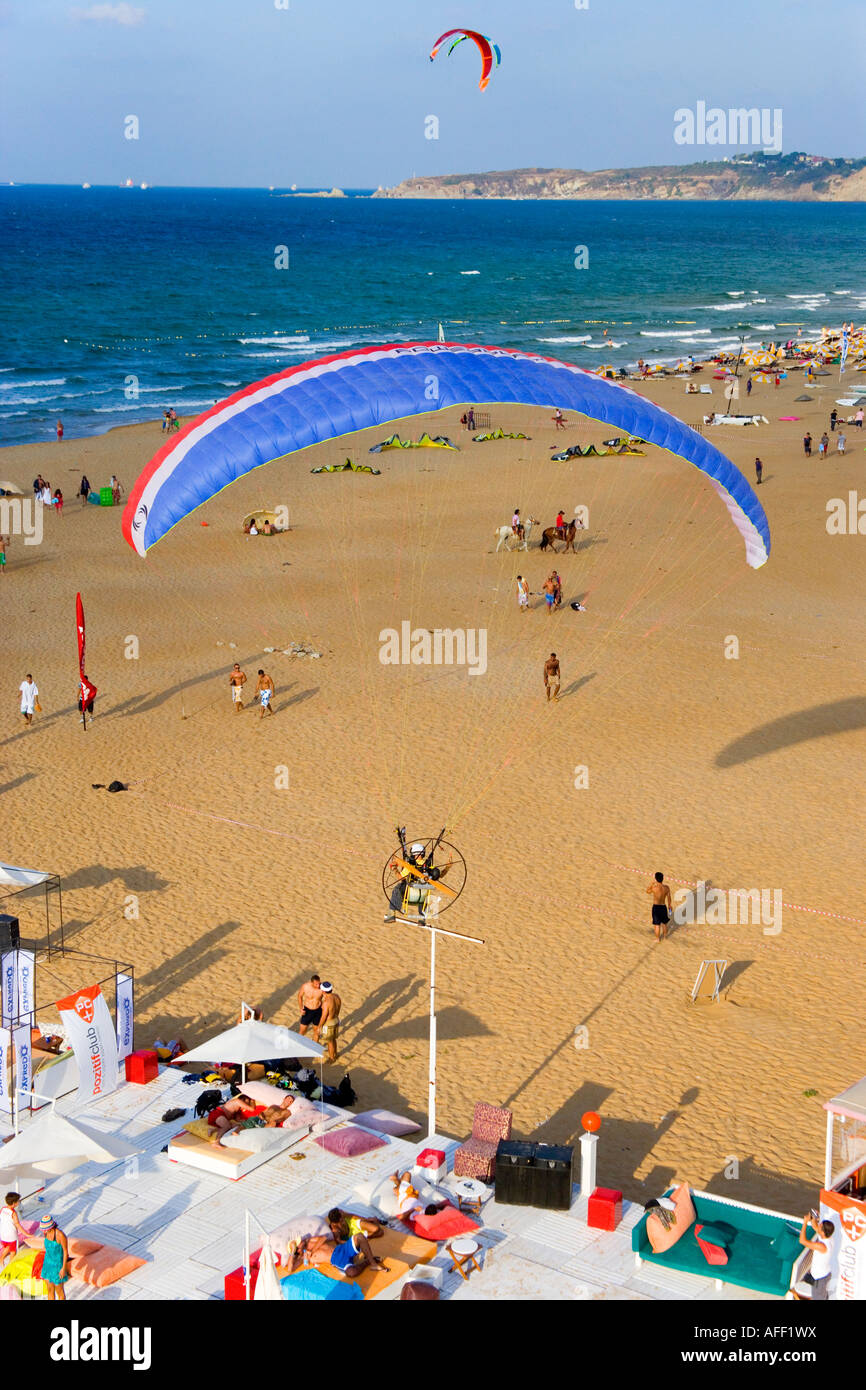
[99,486,113,506]
[413,1147,447,1184]
[588,1186,623,1231]
[124,1049,158,1084]
[494,1140,537,1206]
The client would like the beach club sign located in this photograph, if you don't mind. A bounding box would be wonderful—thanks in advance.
[0,948,35,1026]
[56,982,119,1104]
[115,971,134,1062]
[0,1024,30,1115]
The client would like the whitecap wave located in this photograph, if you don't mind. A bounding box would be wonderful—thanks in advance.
[0,377,67,390]
[460,270,481,275]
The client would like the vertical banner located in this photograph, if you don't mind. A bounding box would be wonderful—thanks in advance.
[821,1188,866,1300]
[16,949,35,1018]
[56,982,119,1104]
[115,971,134,1061]
[12,1023,31,1110]
[0,1027,10,1114]
[1,951,17,1027]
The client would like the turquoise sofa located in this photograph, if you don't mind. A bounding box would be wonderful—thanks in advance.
[631,1189,802,1297]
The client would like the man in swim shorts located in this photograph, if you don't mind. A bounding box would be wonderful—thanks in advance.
[229,662,247,712]
[544,653,561,702]
[543,577,557,614]
[318,980,342,1062]
[326,1210,388,1277]
[298,973,324,1040]
[646,871,672,941]
[255,668,275,718]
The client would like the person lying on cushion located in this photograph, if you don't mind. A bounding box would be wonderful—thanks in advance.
[391,1172,450,1224]
[208,1098,292,1143]
[326,1211,389,1278]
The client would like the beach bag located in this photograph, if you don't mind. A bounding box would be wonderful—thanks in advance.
[194,1088,223,1119]
[34,701,42,713]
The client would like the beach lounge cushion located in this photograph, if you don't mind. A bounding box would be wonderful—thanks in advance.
[353,1108,422,1137]
[314,1126,387,1158]
[221,1125,286,1153]
[279,1097,326,1130]
[280,1268,363,1301]
[770,1225,802,1274]
[68,1245,147,1288]
[184,1117,214,1141]
[646,1184,696,1254]
[237,1080,294,1109]
[694,1223,730,1266]
[407,1205,480,1241]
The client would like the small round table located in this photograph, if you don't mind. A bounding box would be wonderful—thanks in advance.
[450,1178,487,1216]
[448,1236,482,1281]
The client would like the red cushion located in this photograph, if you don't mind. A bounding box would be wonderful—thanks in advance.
[405,1206,480,1241]
[694,1224,729,1267]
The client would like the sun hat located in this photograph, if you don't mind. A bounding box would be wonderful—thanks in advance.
[320,982,333,993]
[39,1214,57,1231]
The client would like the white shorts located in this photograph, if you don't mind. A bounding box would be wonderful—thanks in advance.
[231,685,243,703]
[518,592,528,607]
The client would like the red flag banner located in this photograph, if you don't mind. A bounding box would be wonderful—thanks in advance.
[76,591,86,675]
[80,675,98,706]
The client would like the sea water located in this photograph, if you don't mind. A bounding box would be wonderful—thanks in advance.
[0,186,863,445]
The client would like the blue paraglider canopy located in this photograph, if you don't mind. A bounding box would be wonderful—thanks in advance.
[123,342,770,568]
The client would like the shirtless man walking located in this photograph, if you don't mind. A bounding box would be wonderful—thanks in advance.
[255,669,275,718]
[646,871,673,941]
[318,981,342,1063]
[298,973,324,1041]
[544,652,561,702]
[229,663,247,713]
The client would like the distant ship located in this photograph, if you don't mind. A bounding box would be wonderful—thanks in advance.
[82,182,91,189]
[140,182,148,190]
[123,178,134,187]
[291,183,297,191]
[268,185,275,192]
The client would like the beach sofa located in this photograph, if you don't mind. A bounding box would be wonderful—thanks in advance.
[168,1097,348,1180]
[632,1188,806,1297]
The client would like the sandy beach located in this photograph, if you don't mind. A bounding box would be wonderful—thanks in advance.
[2,365,865,1213]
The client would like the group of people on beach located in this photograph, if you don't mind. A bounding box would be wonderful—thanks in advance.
[516,570,563,613]
[229,663,275,717]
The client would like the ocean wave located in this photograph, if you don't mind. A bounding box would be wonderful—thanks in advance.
[752,324,777,330]
[460,270,481,275]
[136,385,185,394]
[787,293,827,300]
[726,291,746,297]
[0,377,67,390]
[237,335,311,346]
[537,335,592,343]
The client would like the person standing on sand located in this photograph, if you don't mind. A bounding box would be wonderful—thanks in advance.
[543,576,558,615]
[837,432,846,456]
[466,408,475,431]
[0,535,7,576]
[646,871,672,941]
[298,974,324,1041]
[754,457,763,486]
[830,409,837,433]
[819,432,829,458]
[746,377,752,397]
[19,674,38,726]
[229,662,247,712]
[319,981,342,1063]
[803,432,812,457]
[544,652,560,702]
[516,574,529,612]
[79,474,91,504]
[255,669,275,717]
[55,421,63,442]
[550,570,563,609]
[855,408,864,430]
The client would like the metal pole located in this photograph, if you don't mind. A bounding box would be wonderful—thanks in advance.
[428,924,437,1139]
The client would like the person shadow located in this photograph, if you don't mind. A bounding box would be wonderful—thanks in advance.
[558,673,597,700]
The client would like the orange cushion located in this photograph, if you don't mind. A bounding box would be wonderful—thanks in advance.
[69,1244,147,1288]
[646,1184,696,1255]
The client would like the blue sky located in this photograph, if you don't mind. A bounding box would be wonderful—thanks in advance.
[1,0,861,186]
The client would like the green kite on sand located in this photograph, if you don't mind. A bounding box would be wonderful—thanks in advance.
[311,458,382,474]
[472,427,530,442]
[368,432,459,453]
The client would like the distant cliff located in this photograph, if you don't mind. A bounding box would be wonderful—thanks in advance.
[374,155,866,202]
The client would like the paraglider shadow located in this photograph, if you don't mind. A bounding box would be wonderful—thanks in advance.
[60,863,171,895]
[702,1155,814,1212]
[340,973,421,1053]
[280,686,319,709]
[0,771,37,796]
[715,696,866,767]
[371,1005,494,1045]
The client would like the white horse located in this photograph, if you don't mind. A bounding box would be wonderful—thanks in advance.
[494,517,538,552]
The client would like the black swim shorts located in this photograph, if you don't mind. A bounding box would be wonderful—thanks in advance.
[300,1007,323,1026]
[651,905,670,926]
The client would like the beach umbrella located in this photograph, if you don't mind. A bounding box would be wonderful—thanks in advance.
[253,1231,283,1302]
[0,1109,139,1178]
[174,1018,324,1084]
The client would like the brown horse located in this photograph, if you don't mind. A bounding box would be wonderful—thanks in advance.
[540,519,581,553]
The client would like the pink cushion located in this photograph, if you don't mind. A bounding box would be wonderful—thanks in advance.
[406,1206,480,1241]
[353,1108,422,1137]
[69,1244,147,1288]
[313,1126,387,1158]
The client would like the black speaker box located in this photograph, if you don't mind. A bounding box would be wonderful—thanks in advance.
[495,1139,537,1206]
[530,1143,574,1211]
[0,915,20,951]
